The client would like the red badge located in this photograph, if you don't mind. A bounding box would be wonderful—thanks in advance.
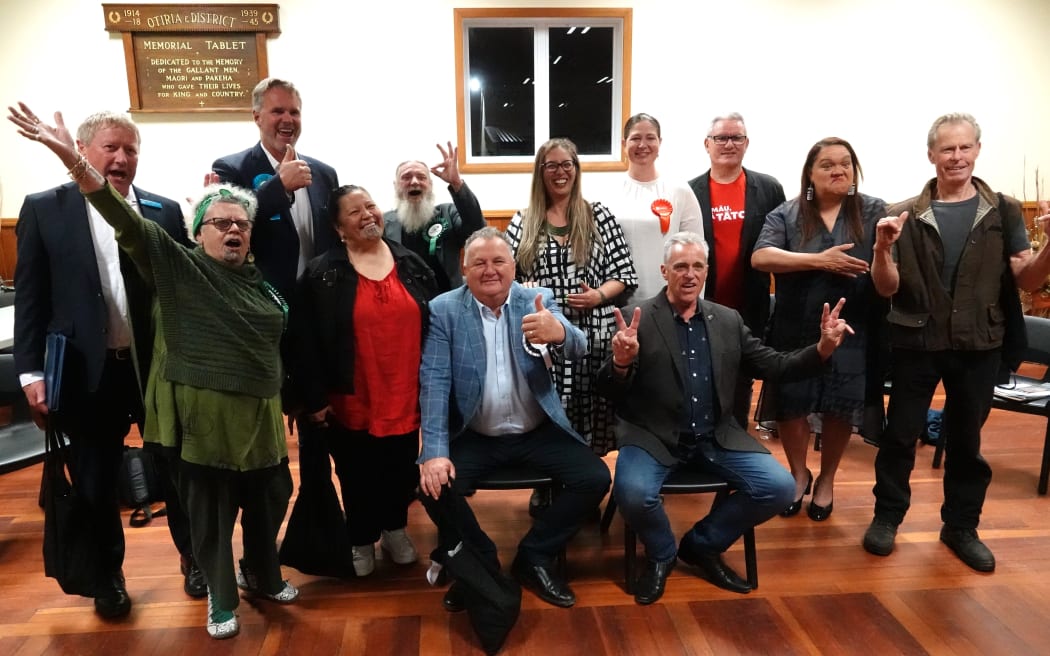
[651,198,673,234]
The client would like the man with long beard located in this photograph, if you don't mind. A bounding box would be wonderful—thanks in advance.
[383,142,485,292]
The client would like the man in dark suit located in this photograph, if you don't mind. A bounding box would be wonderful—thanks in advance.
[211,77,341,541]
[418,227,610,609]
[211,77,340,300]
[383,142,485,292]
[597,232,850,605]
[15,111,201,618]
[688,113,786,426]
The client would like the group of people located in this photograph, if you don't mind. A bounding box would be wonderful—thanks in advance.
[9,75,1050,640]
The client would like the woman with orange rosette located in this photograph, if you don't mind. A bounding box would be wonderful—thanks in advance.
[612,113,703,302]
[505,138,637,457]
[751,137,886,522]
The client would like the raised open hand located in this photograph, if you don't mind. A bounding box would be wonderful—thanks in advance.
[7,102,77,163]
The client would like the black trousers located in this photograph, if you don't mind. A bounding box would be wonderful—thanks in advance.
[59,355,138,589]
[421,423,610,569]
[178,461,292,610]
[327,425,419,546]
[873,348,998,529]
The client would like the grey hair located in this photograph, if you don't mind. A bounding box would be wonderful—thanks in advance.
[76,111,140,147]
[927,113,981,149]
[251,77,301,112]
[462,226,512,265]
[663,231,709,262]
[708,112,746,134]
[190,183,258,235]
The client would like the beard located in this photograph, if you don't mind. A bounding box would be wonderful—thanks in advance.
[395,191,438,234]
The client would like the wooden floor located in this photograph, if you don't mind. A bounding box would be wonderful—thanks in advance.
[2,384,1050,655]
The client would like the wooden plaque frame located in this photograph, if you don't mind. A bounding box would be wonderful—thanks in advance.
[102,3,280,113]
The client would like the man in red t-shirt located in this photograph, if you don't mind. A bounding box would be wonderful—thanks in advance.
[688,113,786,426]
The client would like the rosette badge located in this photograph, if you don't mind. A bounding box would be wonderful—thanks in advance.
[253,173,273,190]
[651,198,673,234]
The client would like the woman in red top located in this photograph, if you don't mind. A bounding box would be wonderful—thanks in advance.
[290,185,439,576]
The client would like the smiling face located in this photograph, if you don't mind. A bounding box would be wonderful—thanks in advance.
[662,242,709,311]
[254,86,302,160]
[395,161,434,204]
[78,125,139,197]
[541,145,577,202]
[196,202,253,266]
[704,118,749,171]
[623,119,661,169]
[809,144,855,201]
[928,121,980,187]
[334,188,384,246]
[463,236,515,311]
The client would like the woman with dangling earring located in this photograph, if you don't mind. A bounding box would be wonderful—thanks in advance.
[750,137,887,522]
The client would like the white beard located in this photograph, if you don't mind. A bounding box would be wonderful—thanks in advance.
[396,193,438,234]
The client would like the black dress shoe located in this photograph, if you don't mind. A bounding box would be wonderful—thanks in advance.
[634,558,675,605]
[677,539,751,594]
[442,581,466,612]
[806,476,833,521]
[94,573,132,619]
[511,555,575,607]
[181,555,208,598]
[780,469,812,518]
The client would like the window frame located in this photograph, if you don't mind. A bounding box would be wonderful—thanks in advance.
[454,7,632,174]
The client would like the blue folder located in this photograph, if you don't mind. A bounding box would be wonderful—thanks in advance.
[44,333,66,413]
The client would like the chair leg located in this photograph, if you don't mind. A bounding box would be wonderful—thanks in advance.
[743,528,758,589]
[600,492,618,534]
[1040,420,1050,496]
[932,425,947,469]
[624,523,636,594]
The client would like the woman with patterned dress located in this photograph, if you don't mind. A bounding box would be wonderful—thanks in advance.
[505,138,638,455]
[752,137,886,521]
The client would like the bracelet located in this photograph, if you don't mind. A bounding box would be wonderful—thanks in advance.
[612,359,632,370]
[597,288,608,305]
[67,156,89,181]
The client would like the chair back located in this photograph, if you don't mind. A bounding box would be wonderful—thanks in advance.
[1022,315,1050,381]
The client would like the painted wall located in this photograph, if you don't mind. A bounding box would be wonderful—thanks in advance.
[1,0,1048,218]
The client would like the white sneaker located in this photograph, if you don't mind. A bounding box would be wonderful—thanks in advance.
[380,528,418,565]
[352,544,376,576]
[206,592,239,639]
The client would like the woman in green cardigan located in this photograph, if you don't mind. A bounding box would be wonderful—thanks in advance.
[9,102,296,639]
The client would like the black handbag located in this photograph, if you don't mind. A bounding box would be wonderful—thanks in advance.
[41,417,100,597]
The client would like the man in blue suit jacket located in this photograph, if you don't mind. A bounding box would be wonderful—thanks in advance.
[211,77,340,300]
[15,111,200,618]
[419,227,611,609]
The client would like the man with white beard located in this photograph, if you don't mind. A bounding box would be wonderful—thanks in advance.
[383,142,485,291]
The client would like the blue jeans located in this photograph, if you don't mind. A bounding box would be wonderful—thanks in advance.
[615,444,794,562]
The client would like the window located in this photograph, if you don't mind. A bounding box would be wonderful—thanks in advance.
[454,8,632,174]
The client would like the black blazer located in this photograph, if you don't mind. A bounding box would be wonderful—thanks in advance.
[688,167,785,337]
[212,143,340,298]
[14,182,190,396]
[597,294,822,466]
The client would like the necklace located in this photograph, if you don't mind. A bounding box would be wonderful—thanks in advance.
[546,222,570,237]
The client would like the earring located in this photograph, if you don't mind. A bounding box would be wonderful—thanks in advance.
[247,252,255,264]
[847,183,856,196]
[806,184,814,201]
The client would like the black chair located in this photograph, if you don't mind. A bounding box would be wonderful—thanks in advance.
[601,469,759,592]
[472,466,566,569]
[0,353,47,475]
[971,314,1050,494]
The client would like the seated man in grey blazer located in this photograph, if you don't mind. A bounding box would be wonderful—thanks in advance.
[598,231,851,605]
[418,227,610,609]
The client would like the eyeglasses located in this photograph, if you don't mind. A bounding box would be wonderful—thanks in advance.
[708,135,747,145]
[542,160,575,173]
[202,217,253,232]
